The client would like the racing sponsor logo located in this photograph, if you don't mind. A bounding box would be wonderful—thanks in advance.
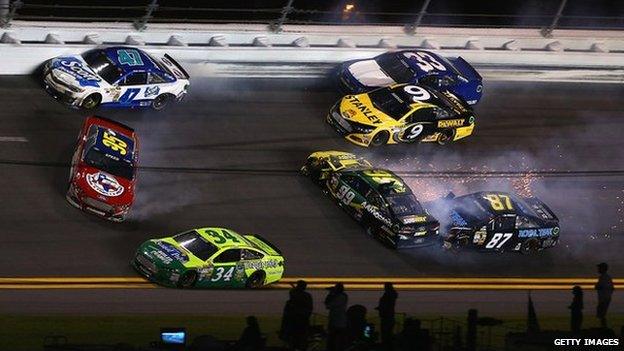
[144,86,160,97]
[362,201,392,226]
[450,210,468,226]
[401,215,428,224]
[438,119,465,128]
[347,95,381,124]
[518,227,558,238]
[58,59,101,86]
[243,259,280,271]
[86,172,124,197]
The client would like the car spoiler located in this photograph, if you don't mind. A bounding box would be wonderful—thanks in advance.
[449,56,482,82]
[89,115,135,132]
[245,234,282,256]
[164,54,189,80]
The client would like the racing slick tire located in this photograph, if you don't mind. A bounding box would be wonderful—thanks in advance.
[520,238,541,255]
[245,271,266,289]
[152,93,173,111]
[437,129,455,145]
[301,158,322,182]
[370,130,390,147]
[81,93,101,109]
[177,270,198,288]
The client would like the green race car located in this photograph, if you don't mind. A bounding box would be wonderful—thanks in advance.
[132,227,284,288]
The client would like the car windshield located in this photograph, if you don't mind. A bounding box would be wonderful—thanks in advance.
[375,53,415,82]
[173,231,219,261]
[84,147,134,180]
[368,88,411,120]
[453,195,492,221]
[82,49,123,84]
[386,194,424,216]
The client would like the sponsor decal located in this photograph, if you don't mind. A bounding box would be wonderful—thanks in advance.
[438,119,465,128]
[155,241,189,263]
[362,201,393,227]
[347,95,382,124]
[450,210,468,226]
[86,172,124,197]
[518,227,557,238]
[243,259,280,271]
[57,58,101,87]
[144,86,160,97]
[402,215,428,224]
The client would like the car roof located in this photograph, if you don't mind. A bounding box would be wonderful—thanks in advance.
[386,83,471,114]
[102,46,166,76]
[193,227,256,250]
[394,50,458,75]
[350,168,411,196]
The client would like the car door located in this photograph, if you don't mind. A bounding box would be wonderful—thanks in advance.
[484,214,517,251]
[115,72,148,106]
[207,248,242,288]
[398,107,436,143]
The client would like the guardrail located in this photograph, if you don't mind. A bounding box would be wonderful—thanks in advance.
[1,21,623,81]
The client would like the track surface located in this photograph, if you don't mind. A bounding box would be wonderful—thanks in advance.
[1,76,623,281]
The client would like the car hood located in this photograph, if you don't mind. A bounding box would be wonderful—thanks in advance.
[49,55,103,88]
[138,240,190,271]
[338,93,397,127]
[73,164,134,206]
[347,59,396,87]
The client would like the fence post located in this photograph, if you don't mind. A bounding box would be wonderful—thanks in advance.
[541,0,567,38]
[133,0,158,32]
[0,0,22,28]
[405,0,431,34]
[270,0,294,33]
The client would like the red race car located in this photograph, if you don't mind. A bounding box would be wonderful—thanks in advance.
[66,116,138,221]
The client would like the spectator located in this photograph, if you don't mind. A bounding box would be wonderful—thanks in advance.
[325,283,348,351]
[234,316,264,351]
[346,304,367,344]
[376,282,398,351]
[290,280,313,351]
[568,285,583,334]
[595,262,614,328]
[280,289,295,344]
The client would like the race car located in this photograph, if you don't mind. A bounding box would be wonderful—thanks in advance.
[336,50,483,105]
[426,191,560,253]
[42,46,189,110]
[327,83,475,147]
[302,151,440,249]
[66,116,138,222]
[132,227,284,289]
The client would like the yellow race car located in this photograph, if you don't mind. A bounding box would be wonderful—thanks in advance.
[326,83,475,147]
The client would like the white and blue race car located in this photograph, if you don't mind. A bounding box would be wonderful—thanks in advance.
[42,46,189,110]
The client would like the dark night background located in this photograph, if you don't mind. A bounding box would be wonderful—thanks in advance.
[11,0,624,29]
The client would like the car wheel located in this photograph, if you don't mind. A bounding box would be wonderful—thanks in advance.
[177,270,197,288]
[152,94,172,111]
[81,93,101,109]
[520,239,541,255]
[245,271,266,289]
[369,131,390,147]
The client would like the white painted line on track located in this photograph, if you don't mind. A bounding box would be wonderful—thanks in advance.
[0,136,28,142]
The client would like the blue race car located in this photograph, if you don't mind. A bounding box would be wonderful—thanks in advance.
[425,191,560,253]
[336,50,483,105]
[43,46,190,110]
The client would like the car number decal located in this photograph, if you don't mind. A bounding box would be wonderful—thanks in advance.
[102,130,128,155]
[485,233,513,249]
[403,52,447,73]
[206,229,241,245]
[403,85,431,102]
[336,185,356,205]
[117,49,144,66]
[210,266,235,282]
[483,194,514,211]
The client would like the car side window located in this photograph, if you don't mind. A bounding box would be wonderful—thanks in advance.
[343,175,371,196]
[367,191,387,212]
[121,72,147,86]
[213,249,241,263]
[241,249,264,261]
[404,107,434,123]
[148,72,166,84]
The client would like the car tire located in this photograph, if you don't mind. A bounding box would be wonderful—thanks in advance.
[520,238,541,255]
[81,93,101,109]
[369,131,390,147]
[245,271,266,289]
[177,270,197,288]
[152,94,172,111]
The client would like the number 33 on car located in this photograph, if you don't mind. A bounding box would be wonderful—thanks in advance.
[327,83,476,147]
[132,227,284,289]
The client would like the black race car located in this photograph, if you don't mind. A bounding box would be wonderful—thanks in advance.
[302,151,440,249]
[426,191,560,253]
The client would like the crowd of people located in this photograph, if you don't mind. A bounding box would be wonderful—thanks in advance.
[228,262,616,351]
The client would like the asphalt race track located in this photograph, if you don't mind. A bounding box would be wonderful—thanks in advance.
[1,76,623,283]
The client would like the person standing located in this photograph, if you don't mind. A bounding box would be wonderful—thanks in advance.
[568,285,583,334]
[376,283,398,351]
[595,262,614,328]
[290,280,313,350]
[325,282,348,351]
